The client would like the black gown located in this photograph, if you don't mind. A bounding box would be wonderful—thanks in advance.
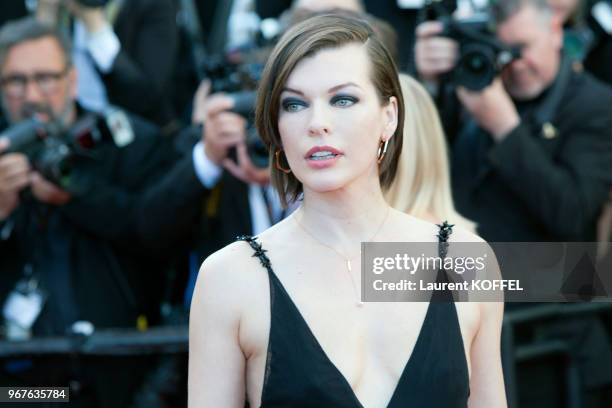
[238,221,470,407]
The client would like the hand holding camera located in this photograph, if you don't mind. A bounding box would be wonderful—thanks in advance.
[415,21,459,81]
[201,94,247,166]
[0,136,71,218]
[416,4,521,91]
[415,5,522,139]
[222,143,271,186]
[456,78,520,140]
[29,171,71,206]
[193,80,270,185]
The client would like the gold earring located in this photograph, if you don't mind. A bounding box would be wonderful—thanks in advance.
[275,150,292,174]
[377,139,389,164]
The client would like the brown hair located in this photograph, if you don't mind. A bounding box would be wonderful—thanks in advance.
[256,14,405,207]
[284,8,399,66]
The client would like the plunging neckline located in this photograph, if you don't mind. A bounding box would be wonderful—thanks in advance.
[262,269,436,408]
[238,224,468,408]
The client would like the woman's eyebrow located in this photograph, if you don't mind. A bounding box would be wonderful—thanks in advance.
[281,87,304,96]
[281,82,362,96]
[328,82,361,93]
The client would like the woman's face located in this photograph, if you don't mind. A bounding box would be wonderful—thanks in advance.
[278,43,397,195]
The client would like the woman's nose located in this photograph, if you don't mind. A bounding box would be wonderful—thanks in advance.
[307,102,332,136]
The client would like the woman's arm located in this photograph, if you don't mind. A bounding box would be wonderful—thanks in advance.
[189,249,247,407]
[450,228,507,407]
[468,301,507,408]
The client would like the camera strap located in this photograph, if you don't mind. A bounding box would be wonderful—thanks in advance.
[532,54,573,139]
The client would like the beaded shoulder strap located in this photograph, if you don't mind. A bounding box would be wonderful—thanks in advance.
[236,235,274,274]
[436,221,454,259]
[238,223,453,272]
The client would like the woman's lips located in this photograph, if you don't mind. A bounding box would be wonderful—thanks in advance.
[306,154,341,169]
[305,145,342,157]
[304,145,343,169]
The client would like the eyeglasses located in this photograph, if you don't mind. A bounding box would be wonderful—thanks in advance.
[0,67,69,98]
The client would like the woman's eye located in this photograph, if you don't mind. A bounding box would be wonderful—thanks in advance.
[281,98,307,112]
[331,95,358,108]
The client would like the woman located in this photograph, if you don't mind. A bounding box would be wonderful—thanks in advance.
[189,14,506,407]
[385,74,476,232]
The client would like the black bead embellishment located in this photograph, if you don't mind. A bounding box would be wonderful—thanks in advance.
[436,221,454,259]
[236,235,272,270]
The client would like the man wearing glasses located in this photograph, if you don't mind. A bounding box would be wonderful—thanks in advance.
[0,17,170,405]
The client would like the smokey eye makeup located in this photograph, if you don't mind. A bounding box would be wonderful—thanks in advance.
[280,93,360,112]
[281,97,308,112]
[330,94,359,107]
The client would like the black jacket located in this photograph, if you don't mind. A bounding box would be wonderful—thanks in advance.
[137,126,253,260]
[101,0,178,127]
[0,109,182,407]
[448,59,612,242]
[0,110,174,335]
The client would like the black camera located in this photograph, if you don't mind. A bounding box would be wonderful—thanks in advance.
[422,2,521,91]
[227,91,269,169]
[1,114,118,195]
[202,54,269,168]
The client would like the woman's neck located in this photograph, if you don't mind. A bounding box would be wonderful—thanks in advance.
[296,178,391,253]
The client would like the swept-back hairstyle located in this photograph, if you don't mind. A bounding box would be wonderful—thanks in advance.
[385,74,476,232]
[255,14,404,207]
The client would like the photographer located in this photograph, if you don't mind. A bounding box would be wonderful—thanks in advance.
[136,80,284,310]
[415,0,612,243]
[0,17,172,405]
[36,0,178,128]
[417,1,612,406]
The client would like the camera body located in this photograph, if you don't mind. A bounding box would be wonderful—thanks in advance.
[422,2,521,91]
[202,53,269,168]
[1,113,124,195]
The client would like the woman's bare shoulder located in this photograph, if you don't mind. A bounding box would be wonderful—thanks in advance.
[448,224,486,243]
[192,240,267,311]
[201,240,259,275]
[391,210,484,243]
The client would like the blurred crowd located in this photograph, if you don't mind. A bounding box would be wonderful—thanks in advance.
[0,0,609,407]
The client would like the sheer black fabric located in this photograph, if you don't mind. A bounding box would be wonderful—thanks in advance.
[238,221,469,407]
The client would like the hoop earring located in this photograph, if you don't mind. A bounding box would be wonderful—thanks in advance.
[377,139,389,164]
[275,150,292,174]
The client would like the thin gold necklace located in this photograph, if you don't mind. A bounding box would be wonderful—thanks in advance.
[294,206,391,307]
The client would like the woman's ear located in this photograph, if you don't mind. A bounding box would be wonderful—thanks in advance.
[382,96,399,141]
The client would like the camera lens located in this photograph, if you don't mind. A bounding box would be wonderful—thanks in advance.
[467,54,487,73]
[246,126,269,169]
[455,44,496,91]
